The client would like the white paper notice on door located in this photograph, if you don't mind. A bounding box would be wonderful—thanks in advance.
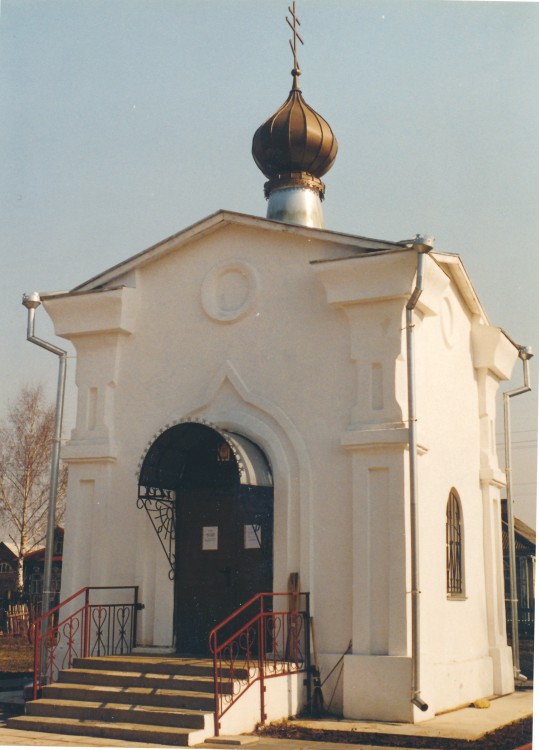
[202,526,218,550]
[244,524,261,549]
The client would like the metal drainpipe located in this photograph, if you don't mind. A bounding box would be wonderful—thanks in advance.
[22,292,67,620]
[406,235,434,713]
[503,344,533,682]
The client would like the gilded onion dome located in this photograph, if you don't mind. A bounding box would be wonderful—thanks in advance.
[252,2,337,228]
[252,75,338,199]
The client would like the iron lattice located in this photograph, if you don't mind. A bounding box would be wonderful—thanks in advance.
[137,486,176,579]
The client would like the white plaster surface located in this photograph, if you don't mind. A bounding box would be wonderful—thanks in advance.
[219,674,304,735]
[43,213,519,724]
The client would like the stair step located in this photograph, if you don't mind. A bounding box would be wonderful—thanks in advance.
[72,655,250,680]
[26,698,213,730]
[58,667,227,694]
[7,715,207,746]
[15,656,243,744]
[43,682,216,711]
[73,656,226,678]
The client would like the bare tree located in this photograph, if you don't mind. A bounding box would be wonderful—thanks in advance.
[0,384,67,589]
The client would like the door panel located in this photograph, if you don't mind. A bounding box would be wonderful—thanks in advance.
[174,443,273,654]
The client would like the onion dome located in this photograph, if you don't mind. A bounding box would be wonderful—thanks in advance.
[252,75,338,200]
[252,2,338,228]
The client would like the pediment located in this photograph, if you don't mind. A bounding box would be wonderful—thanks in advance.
[55,210,403,295]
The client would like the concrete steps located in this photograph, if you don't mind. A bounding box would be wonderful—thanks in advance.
[42,682,217,711]
[24,698,213,728]
[7,655,226,746]
[74,655,218,677]
[58,666,224,693]
[7,715,209,745]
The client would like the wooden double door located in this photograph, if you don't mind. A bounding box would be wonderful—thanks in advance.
[173,432,273,654]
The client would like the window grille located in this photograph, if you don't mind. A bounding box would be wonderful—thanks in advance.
[51,566,62,593]
[446,489,464,596]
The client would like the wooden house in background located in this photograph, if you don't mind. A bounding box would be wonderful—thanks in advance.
[0,542,18,597]
[23,527,64,613]
[501,500,536,639]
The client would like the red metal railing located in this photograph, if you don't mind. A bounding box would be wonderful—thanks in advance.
[209,592,310,736]
[32,586,141,699]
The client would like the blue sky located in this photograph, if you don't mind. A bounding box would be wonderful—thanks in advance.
[1,0,537,521]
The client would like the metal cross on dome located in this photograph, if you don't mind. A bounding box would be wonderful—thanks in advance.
[286,2,304,76]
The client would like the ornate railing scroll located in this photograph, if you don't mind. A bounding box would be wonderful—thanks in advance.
[32,585,142,699]
[209,592,310,737]
[137,486,176,579]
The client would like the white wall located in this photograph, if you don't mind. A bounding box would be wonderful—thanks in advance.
[45,223,517,723]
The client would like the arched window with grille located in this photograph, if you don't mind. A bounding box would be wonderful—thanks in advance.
[446,489,464,597]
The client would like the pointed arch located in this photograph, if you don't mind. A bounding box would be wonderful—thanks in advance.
[135,359,314,594]
[137,420,273,579]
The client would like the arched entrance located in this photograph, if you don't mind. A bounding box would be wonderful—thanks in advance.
[138,421,273,653]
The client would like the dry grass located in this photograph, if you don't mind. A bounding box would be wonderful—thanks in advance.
[0,636,33,674]
[257,716,533,750]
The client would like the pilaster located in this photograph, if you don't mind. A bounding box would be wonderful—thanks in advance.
[472,323,519,694]
[44,287,137,462]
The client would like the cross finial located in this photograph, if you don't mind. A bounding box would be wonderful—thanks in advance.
[286,2,304,88]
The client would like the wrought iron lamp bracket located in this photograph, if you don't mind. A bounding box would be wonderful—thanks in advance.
[137,486,176,579]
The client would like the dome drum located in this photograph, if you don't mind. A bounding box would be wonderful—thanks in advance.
[266,184,325,227]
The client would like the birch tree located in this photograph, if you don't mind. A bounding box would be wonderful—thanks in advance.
[0,385,67,589]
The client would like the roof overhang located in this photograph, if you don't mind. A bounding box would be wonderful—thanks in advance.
[36,211,520,352]
[430,251,489,322]
[40,210,405,298]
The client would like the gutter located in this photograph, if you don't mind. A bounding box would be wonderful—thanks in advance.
[22,292,67,623]
[503,344,534,681]
[406,235,435,713]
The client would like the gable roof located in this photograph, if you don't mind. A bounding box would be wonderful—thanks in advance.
[514,517,536,547]
[0,542,18,563]
[37,209,516,343]
[24,548,62,563]
[501,500,536,554]
[40,210,405,298]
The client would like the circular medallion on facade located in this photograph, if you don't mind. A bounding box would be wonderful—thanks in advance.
[440,296,456,348]
[201,260,258,322]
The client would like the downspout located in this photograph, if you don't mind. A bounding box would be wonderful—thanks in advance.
[503,344,533,682]
[22,292,67,620]
[406,234,434,713]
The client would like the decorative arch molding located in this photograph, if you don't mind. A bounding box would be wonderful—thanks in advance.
[135,359,314,593]
[136,417,272,488]
[135,361,311,487]
[137,420,273,579]
[188,360,310,477]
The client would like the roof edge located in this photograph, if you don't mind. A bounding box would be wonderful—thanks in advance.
[67,210,409,294]
[431,251,490,323]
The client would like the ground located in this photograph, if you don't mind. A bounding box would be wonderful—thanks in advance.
[256,714,533,750]
[0,637,532,749]
[0,636,32,675]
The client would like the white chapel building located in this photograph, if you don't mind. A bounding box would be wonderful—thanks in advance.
[39,23,520,728]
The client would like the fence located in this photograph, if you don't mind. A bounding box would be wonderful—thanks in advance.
[33,586,142,698]
[0,593,35,637]
[210,591,310,736]
[506,603,535,639]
